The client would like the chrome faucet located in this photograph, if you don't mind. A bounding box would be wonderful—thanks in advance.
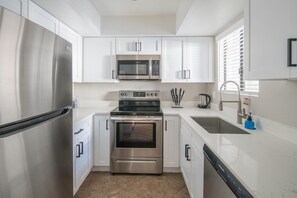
[219,81,247,124]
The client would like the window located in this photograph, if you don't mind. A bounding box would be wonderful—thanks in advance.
[218,23,259,94]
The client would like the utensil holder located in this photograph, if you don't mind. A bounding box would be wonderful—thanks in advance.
[170,88,185,108]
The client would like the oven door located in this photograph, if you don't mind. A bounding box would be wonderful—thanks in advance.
[117,60,150,79]
[110,116,162,158]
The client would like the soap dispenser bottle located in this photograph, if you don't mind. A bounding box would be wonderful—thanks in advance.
[245,113,255,130]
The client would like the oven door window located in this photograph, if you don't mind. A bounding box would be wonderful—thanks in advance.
[118,60,149,75]
[116,122,156,148]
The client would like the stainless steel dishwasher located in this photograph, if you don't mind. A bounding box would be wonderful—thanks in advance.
[203,145,254,198]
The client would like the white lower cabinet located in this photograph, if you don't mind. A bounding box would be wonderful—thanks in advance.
[180,119,204,198]
[94,115,110,167]
[73,117,93,194]
[163,116,180,169]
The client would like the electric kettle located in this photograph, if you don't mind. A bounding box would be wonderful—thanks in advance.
[198,94,211,108]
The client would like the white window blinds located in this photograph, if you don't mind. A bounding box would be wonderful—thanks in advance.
[218,25,259,93]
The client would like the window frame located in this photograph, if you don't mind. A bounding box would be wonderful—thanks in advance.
[216,18,259,96]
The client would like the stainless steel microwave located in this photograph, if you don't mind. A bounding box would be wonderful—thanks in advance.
[116,55,161,80]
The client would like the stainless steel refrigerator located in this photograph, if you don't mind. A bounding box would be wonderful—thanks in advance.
[0,7,73,198]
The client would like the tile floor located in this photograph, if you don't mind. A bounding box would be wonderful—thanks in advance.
[75,172,190,198]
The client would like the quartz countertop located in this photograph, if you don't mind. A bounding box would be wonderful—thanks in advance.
[73,107,116,125]
[163,107,297,198]
[73,106,297,198]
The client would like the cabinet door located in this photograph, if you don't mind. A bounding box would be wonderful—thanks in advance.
[162,37,185,82]
[94,115,110,166]
[59,22,82,82]
[163,116,180,168]
[191,132,204,198]
[28,1,59,33]
[191,145,203,198]
[245,0,297,80]
[186,37,214,82]
[0,0,28,17]
[138,37,161,55]
[180,120,192,192]
[75,131,90,191]
[116,37,138,55]
[74,119,91,193]
[84,38,118,83]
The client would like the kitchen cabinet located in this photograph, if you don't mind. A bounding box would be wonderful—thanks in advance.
[180,118,204,198]
[162,37,214,83]
[28,1,59,34]
[93,115,110,167]
[0,0,28,17]
[116,37,161,55]
[83,38,118,83]
[59,22,82,82]
[73,117,92,194]
[180,119,192,194]
[163,116,180,169]
[244,0,297,80]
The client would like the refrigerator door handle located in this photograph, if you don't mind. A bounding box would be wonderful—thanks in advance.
[0,107,71,138]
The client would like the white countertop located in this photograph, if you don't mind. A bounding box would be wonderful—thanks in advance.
[73,107,116,125]
[73,106,297,198]
[163,107,297,198]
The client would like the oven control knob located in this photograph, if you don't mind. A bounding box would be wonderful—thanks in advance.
[147,93,150,96]
[120,93,125,96]
[155,93,158,97]
[125,93,128,96]
[151,93,154,96]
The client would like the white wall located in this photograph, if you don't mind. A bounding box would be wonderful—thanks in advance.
[101,15,176,35]
[32,0,101,36]
[207,44,297,128]
[74,82,208,105]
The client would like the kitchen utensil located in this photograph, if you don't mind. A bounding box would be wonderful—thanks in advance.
[170,88,185,108]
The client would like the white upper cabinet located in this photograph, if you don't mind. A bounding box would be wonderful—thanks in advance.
[162,37,185,82]
[138,37,161,55]
[245,0,297,80]
[28,1,59,34]
[84,38,118,83]
[116,37,161,55]
[186,37,214,82]
[116,37,138,55]
[0,0,28,17]
[59,22,82,82]
[162,37,214,83]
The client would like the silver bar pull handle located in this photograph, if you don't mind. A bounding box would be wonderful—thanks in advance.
[134,42,138,51]
[165,120,168,131]
[106,119,109,130]
[139,42,142,52]
[112,70,115,79]
[288,38,297,67]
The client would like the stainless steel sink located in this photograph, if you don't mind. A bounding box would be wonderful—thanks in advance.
[191,117,250,134]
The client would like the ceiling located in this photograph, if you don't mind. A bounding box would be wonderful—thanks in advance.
[32,0,244,36]
[90,0,182,16]
[177,0,244,36]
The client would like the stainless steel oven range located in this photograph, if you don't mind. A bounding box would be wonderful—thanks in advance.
[110,90,163,174]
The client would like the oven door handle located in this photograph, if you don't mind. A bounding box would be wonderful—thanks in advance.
[110,117,163,121]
